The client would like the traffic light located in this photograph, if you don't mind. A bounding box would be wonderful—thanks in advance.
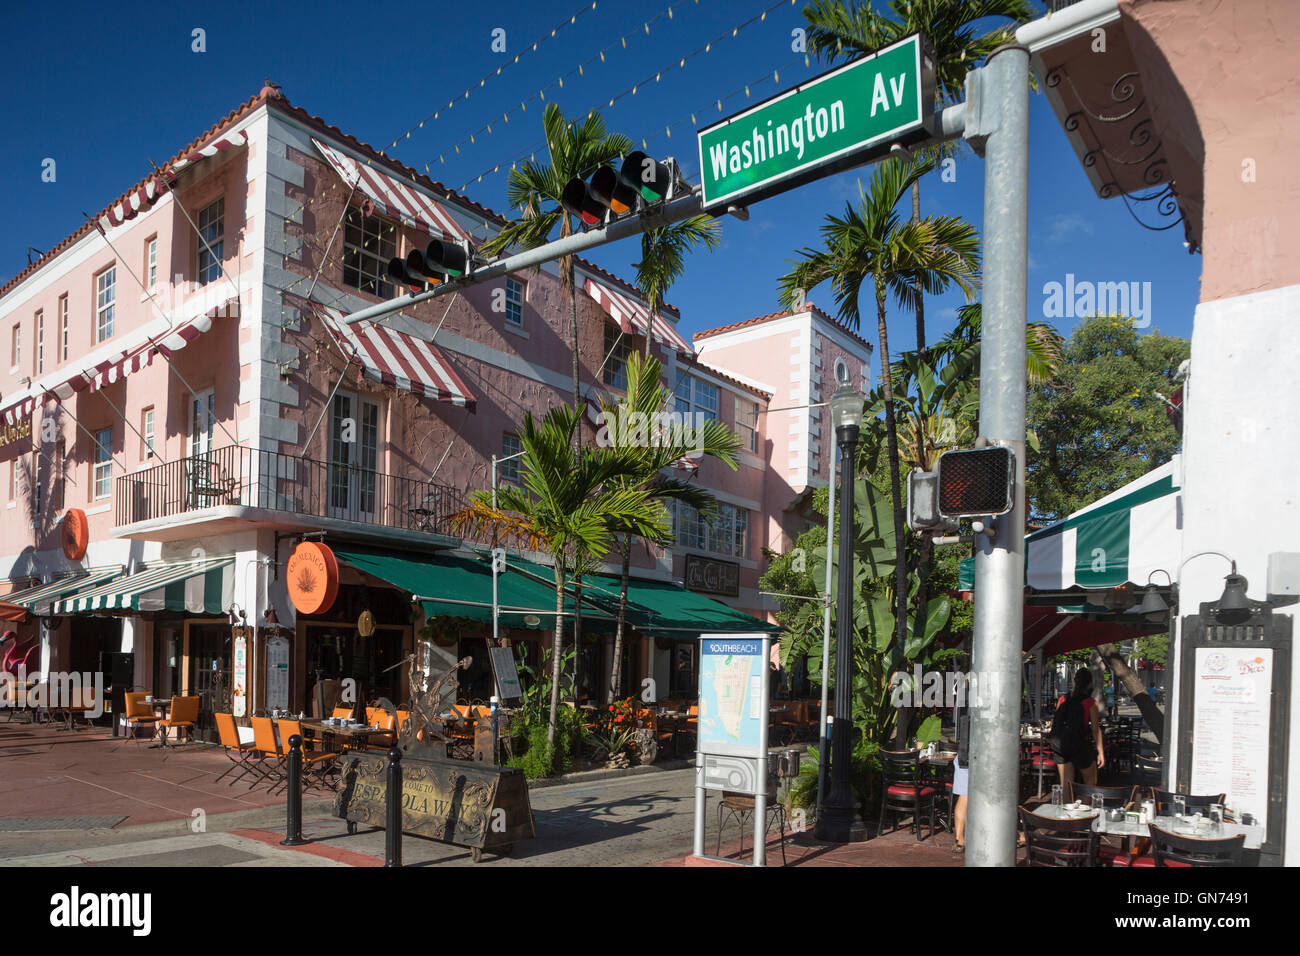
[561,153,680,229]
[935,446,1015,519]
[386,238,471,293]
[620,150,671,202]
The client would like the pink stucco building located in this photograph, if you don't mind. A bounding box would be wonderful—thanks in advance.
[0,85,870,725]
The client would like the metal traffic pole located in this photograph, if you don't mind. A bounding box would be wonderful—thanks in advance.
[962,44,1031,868]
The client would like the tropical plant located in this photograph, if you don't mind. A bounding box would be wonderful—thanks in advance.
[631,215,722,358]
[481,104,634,408]
[597,350,742,701]
[778,155,979,708]
[801,0,1035,351]
[453,404,667,753]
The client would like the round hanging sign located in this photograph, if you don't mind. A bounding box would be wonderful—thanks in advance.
[357,609,376,637]
[61,509,89,561]
[286,541,339,615]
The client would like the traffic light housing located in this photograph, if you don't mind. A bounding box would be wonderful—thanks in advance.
[907,469,958,532]
[386,238,471,293]
[935,446,1015,519]
[620,150,671,202]
[561,154,680,229]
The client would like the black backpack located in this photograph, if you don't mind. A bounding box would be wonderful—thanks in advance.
[1049,695,1088,757]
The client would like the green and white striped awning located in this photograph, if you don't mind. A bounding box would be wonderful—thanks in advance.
[53,557,235,615]
[4,568,122,615]
[960,459,1180,593]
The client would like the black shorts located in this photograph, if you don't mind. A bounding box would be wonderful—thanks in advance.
[1053,743,1096,769]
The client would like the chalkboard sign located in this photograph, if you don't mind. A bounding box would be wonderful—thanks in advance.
[489,647,523,702]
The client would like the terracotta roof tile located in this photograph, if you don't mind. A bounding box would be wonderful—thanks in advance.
[694,304,874,352]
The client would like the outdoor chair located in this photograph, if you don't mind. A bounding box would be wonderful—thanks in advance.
[54,686,97,731]
[215,712,268,789]
[123,692,159,743]
[332,705,355,720]
[158,695,200,746]
[1074,783,1136,810]
[1134,754,1164,791]
[365,708,398,750]
[277,719,340,791]
[878,749,937,841]
[1019,807,1099,867]
[1153,789,1225,816]
[1019,739,1056,800]
[716,777,787,865]
[250,716,287,792]
[1147,824,1245,867]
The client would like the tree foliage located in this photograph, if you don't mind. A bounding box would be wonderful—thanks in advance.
[1027,315,1189,524]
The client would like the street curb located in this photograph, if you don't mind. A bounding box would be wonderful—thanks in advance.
[527,759,692,789]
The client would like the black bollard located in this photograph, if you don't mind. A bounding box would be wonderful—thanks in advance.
[385,746,402,867]
[281,734,307,846]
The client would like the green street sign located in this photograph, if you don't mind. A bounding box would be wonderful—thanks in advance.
[697,33,936,212]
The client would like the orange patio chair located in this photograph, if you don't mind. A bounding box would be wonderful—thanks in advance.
[366,709,398,750]
[250,716,287,792]
[332,705,355,720]
[215,713,268,789]
[277,718,340,791]
[124,692,159,744]
[158,695,200,747]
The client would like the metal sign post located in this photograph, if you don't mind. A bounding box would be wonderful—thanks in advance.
[690,633,772,865]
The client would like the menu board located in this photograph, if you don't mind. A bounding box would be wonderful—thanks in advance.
[265,635,290,714]
[1189,646,1271,829]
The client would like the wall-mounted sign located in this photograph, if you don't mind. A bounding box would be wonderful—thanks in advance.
[286,541,339,615]
[61,510,89,561]
[232,634,248,718]
[358,609,376,637]
[684,554,741,597]
[0,418,32,462]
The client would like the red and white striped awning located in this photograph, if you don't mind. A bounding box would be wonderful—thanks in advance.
[314,305,475,410]
[312,139,470,242]
[98,132,249,232]
[582,277,694,357]
[0,298,236,425]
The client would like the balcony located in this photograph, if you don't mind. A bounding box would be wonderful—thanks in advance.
[114,445,467,546]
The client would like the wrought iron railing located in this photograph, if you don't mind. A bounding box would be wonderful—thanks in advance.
[115,445,466,538]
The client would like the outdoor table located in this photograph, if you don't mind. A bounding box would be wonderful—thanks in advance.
[144,698,172,748]
[6,679,39,723]
[1033,804,1264,851]
[299,719,388,752]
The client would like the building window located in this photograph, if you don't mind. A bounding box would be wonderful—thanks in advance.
[59,295,69,361]
[96,267,116,342]
[328,392,381,518]
[35,310,43,375]
[736,398,758,454]
[500,433,522,485]
[834,357,849,385]
[146,236,158,288]
[674,373,719,423]
[142,406,156,460]
[342,206,396,298]
[504,278,524,326]
[674,501,748,558]
[603,324,633,390]
[197,198,224,286]
[93,427,112,499]
[10,323,19,371]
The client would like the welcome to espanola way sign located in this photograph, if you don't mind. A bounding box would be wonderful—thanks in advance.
[697,33,936,212]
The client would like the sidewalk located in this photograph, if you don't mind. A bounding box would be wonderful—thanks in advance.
[0,719,288,829]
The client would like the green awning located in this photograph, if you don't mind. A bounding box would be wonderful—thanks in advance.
[54,558,235,614]
[4,568,122,615]
[333,547,616,631]
[501,554,781,640]
[958,461,1179,593]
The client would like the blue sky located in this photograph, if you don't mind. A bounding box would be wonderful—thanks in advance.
[1,0,1200,353]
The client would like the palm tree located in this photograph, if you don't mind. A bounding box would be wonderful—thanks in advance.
[453,405,667,751]
[778,155,980,696]
[597,351,742,701]
[631,216,722,359]
[481,104,633,408]
[802,0,1035,351]
[929,302,1064,386]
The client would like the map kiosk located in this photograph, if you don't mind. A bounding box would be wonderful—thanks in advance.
[690,633,773,866]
